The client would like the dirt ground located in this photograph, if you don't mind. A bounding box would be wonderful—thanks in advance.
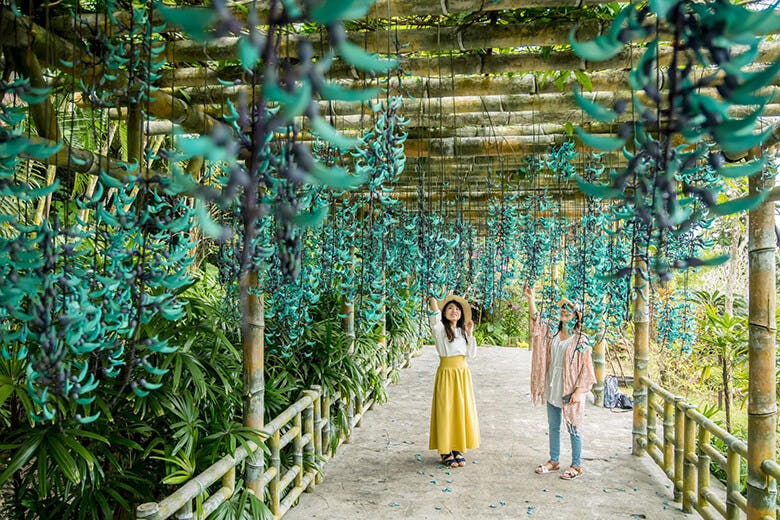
[285,346,703,520]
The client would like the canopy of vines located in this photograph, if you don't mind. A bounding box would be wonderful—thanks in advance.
[1,0,780,517]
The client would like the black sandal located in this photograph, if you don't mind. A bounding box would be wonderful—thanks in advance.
[440,452,459,468]
[452,451,466,467]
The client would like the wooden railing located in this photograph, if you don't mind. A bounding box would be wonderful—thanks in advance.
[135,358,403,520]
[638,376,776,520]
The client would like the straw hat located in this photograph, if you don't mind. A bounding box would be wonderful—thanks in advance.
[558,298,583,321]
[438,294,472,324]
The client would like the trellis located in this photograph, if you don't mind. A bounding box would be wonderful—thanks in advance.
[1,1,780,519]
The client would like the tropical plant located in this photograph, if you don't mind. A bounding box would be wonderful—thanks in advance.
[694,304,748,432]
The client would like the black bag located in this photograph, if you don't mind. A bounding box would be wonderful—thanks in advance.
[603,376,633,410]
[617,393,633,409]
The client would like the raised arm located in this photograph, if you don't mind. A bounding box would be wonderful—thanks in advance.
[523,285,538,321]
[427,296,443,332]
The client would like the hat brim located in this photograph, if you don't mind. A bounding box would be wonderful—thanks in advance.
[438,294,472,324]
[558,298,582,316]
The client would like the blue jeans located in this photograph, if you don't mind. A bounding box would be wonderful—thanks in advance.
[546,402,582,467]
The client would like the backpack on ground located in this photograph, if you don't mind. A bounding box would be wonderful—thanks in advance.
[603,375,633,410]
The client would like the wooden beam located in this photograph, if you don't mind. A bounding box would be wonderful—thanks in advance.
[159,19,605,65]
[159,39,780,85]
[49,0,615,36]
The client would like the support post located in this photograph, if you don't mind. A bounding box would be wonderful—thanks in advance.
[632,258,649,456]
[673,397,685,502]
[663,397,675,479]
[697,425,711,516]
[682,408,696,514]
[242,272,265,496]
[746,167,777,520]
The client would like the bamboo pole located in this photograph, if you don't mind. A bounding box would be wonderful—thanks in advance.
[647,387,657,450]
[322,394,333,457]
[698,427,711,517]
[682,408,696,513]
[310,386,324,484]
[674,397,685,502]
[242,272,265,496]
[746,163,777,520]
[663,397,675,480]
[726,449,741,520]
[632,258,649,456]
[293,411,303,489]
[269,430,281,516]
[302,390,317,491]
[160,19,604,64]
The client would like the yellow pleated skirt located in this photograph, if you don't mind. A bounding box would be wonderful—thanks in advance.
[429,355,480,454]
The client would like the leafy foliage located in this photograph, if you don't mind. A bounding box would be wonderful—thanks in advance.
[570,0,780,279]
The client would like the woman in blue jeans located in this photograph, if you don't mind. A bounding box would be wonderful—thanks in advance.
[524,285,596,480]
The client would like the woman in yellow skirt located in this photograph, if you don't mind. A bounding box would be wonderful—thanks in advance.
[427,294,480,468]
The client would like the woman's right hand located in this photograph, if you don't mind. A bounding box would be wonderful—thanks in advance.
[523,284,534,300]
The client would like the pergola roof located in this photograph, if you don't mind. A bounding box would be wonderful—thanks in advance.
[4,1,780,221]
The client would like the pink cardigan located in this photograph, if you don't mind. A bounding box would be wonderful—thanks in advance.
[530,317,596,431]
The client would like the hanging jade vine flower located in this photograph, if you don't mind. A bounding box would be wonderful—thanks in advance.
[515,192,557,285]
[546,140,578,181]
[569,0,780,278]
[158,0,396,284]
[2,170,195,422]
[565,211,611,335]
[600,204,635,341]
[656,289,697,354]
[480,194,521,311]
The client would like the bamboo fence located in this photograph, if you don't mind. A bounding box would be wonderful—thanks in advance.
[134,353,411,520]
[639,376,780,520]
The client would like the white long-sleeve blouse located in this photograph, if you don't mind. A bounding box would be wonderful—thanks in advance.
[428,311,477,359]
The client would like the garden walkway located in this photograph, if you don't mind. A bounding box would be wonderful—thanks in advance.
[286,346,700,520]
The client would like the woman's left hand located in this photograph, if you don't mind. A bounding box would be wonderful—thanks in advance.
[465,320,474,335]
[568,392,581,404]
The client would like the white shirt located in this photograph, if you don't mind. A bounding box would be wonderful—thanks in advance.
[546,333,573,407]
[428,311,477,359]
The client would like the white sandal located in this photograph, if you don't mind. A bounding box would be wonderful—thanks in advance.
[535,460,560,474]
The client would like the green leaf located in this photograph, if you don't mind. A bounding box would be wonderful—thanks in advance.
[237,36,260,71]
[709,190,769,216]
[649,0,675,19]
[310,0,372,24]
[573,70,592,92]
[308,162,366,190]
[0,434,42,486]
[723,3,780,41]
[569,28,624,62]
[47,433,81,484]
[336,41,397,74]
[628,42,657,91]
[24,139,62,159]
[292,203,330,227]
[573,86,618,122]
[155,3,217,43]
[717,156,767,178]
[319,81,379,102]
[310,116,359,150]
[693,254,730,268]
[730,59,780,103]
[574,126,626,151]
[574,176,623,199]
[194,200,224,239]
